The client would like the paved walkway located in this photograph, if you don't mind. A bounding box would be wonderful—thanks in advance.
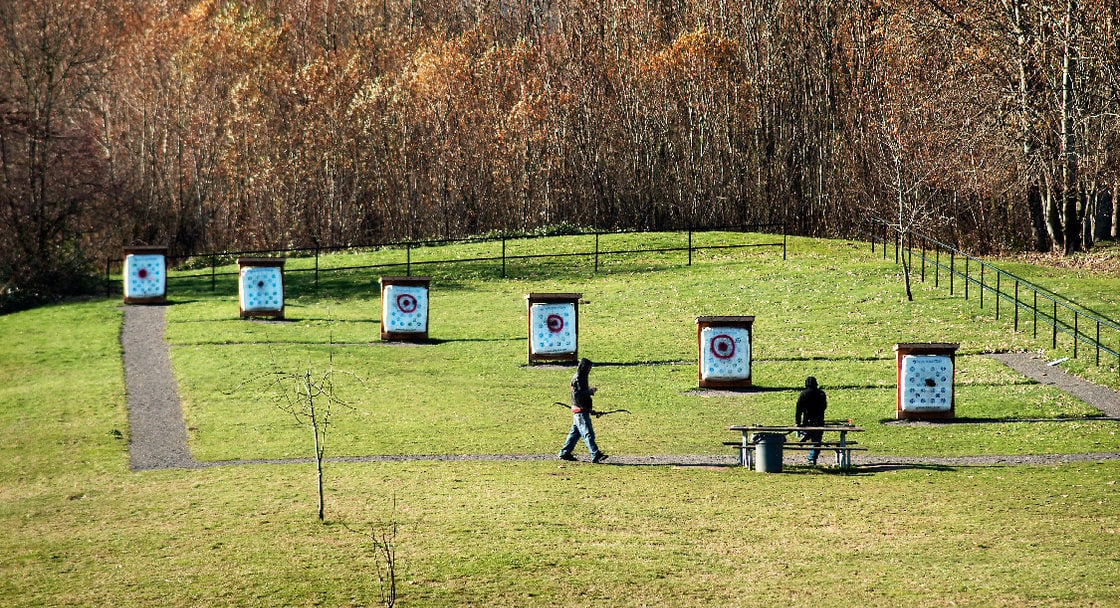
[122,306,1120,471]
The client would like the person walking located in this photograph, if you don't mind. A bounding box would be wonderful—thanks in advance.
[795,376,828,465]
[558,358,607,463]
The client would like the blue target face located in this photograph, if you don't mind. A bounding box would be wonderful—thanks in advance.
[239,266,283,312]
[124,254,166,299]
[699,326,751,381]
[529,303,576,355]
[900,355,953,412]
[382,285,428,333]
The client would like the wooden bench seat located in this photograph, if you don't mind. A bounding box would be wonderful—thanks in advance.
[783,445,867,451]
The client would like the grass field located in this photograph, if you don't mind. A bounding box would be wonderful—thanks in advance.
[1,234,1118,607]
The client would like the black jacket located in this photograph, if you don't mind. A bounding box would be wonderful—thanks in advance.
[570,358,594,412]
[796,382,827,426]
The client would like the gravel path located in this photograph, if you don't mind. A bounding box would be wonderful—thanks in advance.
[122,306,197,470]
[121,307,1120,471]
[987,352,1120,418]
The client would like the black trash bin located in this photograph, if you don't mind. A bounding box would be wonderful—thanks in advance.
[753,433,785,473]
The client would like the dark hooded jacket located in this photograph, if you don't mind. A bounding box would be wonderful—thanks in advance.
[796,376,827,426]
[570,358,595,412]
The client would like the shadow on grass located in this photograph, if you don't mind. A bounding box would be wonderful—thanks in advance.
[842,463,958,474]
[882,415,1116,425]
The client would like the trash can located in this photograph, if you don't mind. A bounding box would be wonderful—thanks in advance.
[753,433,785,473]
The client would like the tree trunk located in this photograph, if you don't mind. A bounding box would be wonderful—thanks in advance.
[1112,182,1119,239]
[1013,0,1050,253]
[1060,0,1081,255]
[1027,184,1050,252]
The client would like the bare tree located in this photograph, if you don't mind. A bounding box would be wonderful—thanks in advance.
[264,351,361,522]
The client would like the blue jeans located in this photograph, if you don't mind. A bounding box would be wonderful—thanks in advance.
[560,412,600,458]
[799,430,823,462]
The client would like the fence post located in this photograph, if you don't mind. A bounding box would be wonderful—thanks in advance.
[979,264,985,309]
[1053,300,1058,349]
[1033,290,1038,338]
[995,272,1000,320]
[1014,280,1019,331]
[964,257,969,299]
[920,240,925,282]
[950,251,955,295]
[934,245,939,287]
[314,244,320,290]
[211,254,217,292]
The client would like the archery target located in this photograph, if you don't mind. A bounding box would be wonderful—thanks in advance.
[239,266,283,313]
[382,284,428,333]
[900,354,953,412]
[124,254,166,299]
[699,326,751,381]
[529,302,576,355]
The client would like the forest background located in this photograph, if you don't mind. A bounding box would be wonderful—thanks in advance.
[2,0,1119,310]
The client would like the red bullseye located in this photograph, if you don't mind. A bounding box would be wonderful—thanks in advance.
[137,268,148,279]
[546,314,564,333]
[396,293,418,313]
[710,334,736,360]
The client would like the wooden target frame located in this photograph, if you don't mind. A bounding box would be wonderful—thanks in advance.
[379,276,431,341]
[122,245,168,305]
[525,292,582,364]
[696,316,755,389]
[894,342,959,420]
[237,257,286,319]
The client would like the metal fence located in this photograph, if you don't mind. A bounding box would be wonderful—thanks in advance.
[107,223,787,295]
[870,220,1120,371]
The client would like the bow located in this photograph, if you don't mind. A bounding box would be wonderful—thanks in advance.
[553,402,631,417]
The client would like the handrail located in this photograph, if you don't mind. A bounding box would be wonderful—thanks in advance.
[870,218,1119,371]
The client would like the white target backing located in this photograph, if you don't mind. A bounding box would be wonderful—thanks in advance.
[529,302,577,355]
[239,266,284,313]
[382,284,428,333]
[699,326,751,381]
[124,254,166,299]
[900,354,953,412]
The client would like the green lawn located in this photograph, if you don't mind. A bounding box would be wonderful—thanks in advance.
[1,234,1117,607]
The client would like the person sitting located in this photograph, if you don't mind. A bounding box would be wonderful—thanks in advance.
[795,376,827,465]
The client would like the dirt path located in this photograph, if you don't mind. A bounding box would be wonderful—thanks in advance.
[121,307,1119,471]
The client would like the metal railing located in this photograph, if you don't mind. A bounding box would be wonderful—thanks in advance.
[870,220,1120,371]
[107,223,787,295]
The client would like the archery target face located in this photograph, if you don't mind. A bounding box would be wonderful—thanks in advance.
[239,266,283,313]
[529,302,576,355]
[382,284,428,333]
[900,354,953,412]
[124,254,165,299]
[699,326,751,381]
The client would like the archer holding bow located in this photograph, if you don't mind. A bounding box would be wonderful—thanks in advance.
[557,358,608,463]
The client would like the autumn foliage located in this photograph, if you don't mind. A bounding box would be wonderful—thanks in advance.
[1,0,1117,306]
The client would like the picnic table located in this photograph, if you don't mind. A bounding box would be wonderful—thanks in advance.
[726,425,865,470]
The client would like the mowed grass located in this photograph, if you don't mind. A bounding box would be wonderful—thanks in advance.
[1,233,1118,607]
[163,234,1116,461]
